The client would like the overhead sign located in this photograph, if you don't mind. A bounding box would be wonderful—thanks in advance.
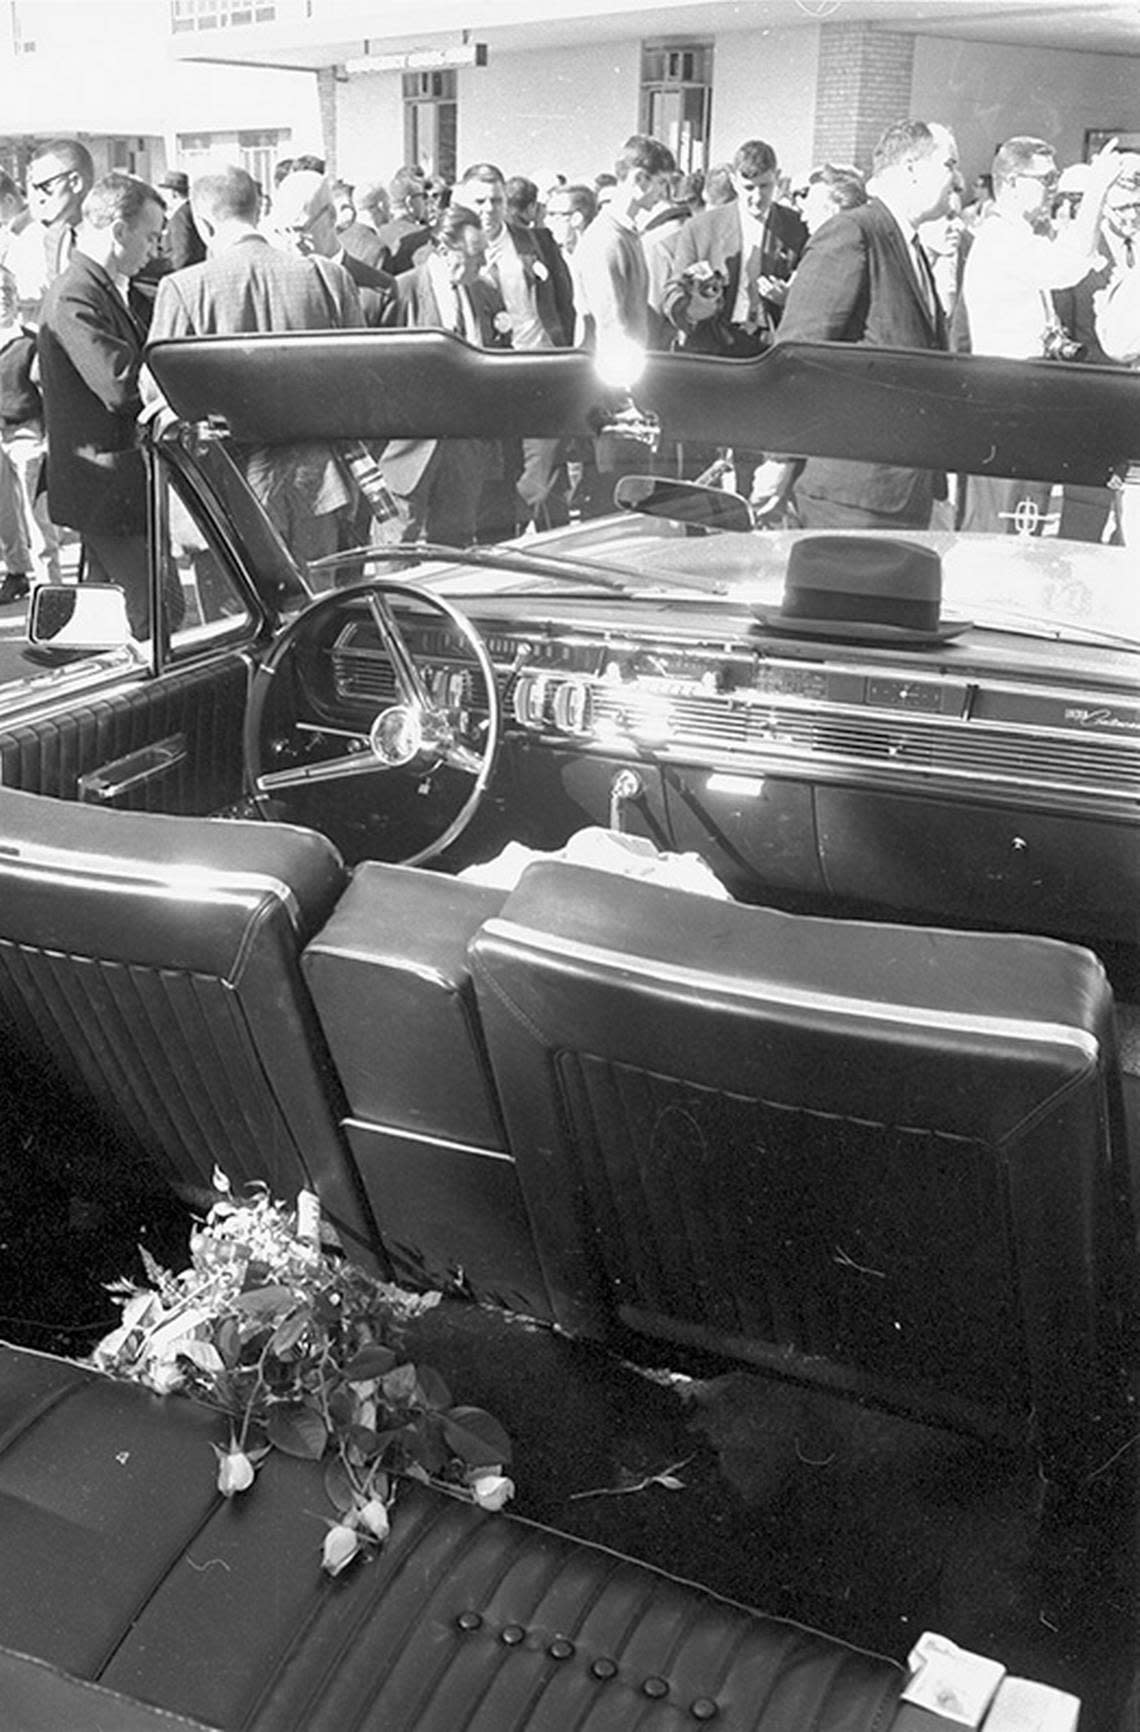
[345,42,488,73]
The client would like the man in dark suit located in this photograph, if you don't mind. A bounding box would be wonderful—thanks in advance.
[664,139,807,493]
[38,171,167,639]
[664,140,807,358]
[158,170,206,270]
[774,119,959,530]
[459,162,575,533]
[338,179,390,270]
[372,169,432,275]
[382,204,511,546]
[148,165,362,567]
[272,170,397,327]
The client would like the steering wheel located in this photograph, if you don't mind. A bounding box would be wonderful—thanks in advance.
[243,578,501,866]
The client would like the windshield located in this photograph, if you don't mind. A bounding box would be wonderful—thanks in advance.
[233,432,1140,652]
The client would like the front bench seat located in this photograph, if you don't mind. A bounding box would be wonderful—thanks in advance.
[0,787,378,1268]
[0,1341,905,1730]
[469,863,1137,1481]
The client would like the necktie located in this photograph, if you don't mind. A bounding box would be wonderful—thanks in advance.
[1125,237,1135,269]
[911,235,939,320]
[744,245,761,332]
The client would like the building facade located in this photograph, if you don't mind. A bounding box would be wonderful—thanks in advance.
[2,1,1139,204]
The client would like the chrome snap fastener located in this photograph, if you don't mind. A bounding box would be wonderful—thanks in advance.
[691,1698,719,1720]
[500,1624,526,1646]
[591,1657,618,1680]
[548,1637,575,1660]
[455,1611,482,1632]
[642,1676,670,1699]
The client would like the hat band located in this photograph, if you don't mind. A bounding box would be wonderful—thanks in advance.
[784,584,937,632]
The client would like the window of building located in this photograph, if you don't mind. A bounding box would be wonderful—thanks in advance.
[402,71,456,183]
[171,0,276,34]
[640,41,713,176]
[175,129,290,190]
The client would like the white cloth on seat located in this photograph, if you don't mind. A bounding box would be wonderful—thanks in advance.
[459,825,731,898]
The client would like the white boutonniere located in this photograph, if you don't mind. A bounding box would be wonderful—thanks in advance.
[532,259,549,282]
[493,311,514,336]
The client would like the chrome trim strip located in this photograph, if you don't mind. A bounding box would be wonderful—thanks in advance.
[480,917,1101,1062]
[0,844,301,926]
[343,1116,512,1160]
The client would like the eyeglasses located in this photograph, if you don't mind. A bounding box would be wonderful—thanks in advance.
[1016,171,1060,187]
[28,169,73,196]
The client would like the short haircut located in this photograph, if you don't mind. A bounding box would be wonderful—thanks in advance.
[871,121,940,176]
[460,162,506,188]
[733,139,778,179]
[434,203,483,249]
[551,182,597,224]
[704,164,736,205]
[614,134,676,181]
[192,165,262,225]
[0,264,18,323]
[992,136,1054,192]
[506,174,538,215]
[808,161,868,211]
[354,179,389,219]
[32,138,94,186]
[82,171,165,230]
[675,170,705,207]
[389,167,425,202]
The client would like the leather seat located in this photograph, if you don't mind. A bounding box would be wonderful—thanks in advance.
[469,862,1138,1479]
[0,787,379,1268]
[303,863,550,1309]
[0,1341,905,1730]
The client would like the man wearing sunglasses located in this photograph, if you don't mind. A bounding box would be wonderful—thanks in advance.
[6,139,93,324]
[960,134,1123,532]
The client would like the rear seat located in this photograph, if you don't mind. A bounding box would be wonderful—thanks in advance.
[0,1341,906,1731]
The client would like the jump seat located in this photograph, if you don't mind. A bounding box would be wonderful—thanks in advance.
[302,862,550,1308]
[0,1340,907,1731]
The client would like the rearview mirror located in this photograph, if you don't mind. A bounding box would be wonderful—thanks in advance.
[613,475,754,534]
[27,583,132,650]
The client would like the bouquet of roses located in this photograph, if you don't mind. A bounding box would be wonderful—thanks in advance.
[93,1170,514,1575]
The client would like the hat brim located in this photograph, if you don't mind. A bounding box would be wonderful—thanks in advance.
[750,608,972,645]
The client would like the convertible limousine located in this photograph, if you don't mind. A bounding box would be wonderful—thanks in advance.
[0,336,1136,1729]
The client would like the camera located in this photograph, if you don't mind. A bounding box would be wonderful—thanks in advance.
[682,261,728,299]
[1043,322,1085,362]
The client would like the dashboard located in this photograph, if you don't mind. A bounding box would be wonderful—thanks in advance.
[316,592,1140,952]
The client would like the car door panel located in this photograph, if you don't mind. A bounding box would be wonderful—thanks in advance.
[0,653,250,813]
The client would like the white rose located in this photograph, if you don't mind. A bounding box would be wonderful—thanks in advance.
[322,1522,363,1576]
[470,1471,515,1511]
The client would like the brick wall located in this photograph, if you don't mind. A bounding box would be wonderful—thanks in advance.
[813,23,914,171]
[316,65,338,176]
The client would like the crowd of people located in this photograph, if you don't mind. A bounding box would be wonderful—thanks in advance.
[0,115,1138,630]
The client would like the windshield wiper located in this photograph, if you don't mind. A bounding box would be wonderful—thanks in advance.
[306,540,730,597]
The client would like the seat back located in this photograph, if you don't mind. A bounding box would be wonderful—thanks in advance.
[470,863,1137,1474]
[304,863,549,1310]
[0,787,378,1266]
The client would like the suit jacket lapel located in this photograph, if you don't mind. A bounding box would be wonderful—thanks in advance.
[875,200,940,337]
[76,253,145,345]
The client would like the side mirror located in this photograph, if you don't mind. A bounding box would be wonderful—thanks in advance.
[27,583,132,650]
[613,474,755,534]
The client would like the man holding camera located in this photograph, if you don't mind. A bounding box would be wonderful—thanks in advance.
[960,134,1122,532]
[662,139,807,492]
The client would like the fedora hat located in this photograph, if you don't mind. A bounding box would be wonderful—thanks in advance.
[753,535,970,644]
